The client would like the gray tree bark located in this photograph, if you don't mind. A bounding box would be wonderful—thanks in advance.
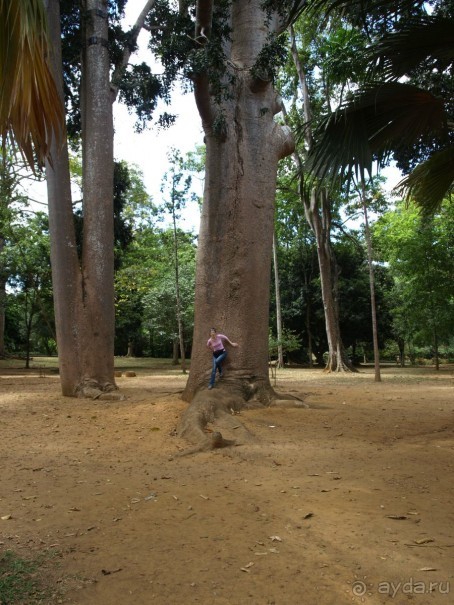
[179,1,305,451]
[45,0,153,397]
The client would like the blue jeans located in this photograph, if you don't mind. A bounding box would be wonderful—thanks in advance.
[209,350,227,386]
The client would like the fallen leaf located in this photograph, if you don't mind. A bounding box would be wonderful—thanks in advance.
[419,567,437,571]
[414,538,434,545]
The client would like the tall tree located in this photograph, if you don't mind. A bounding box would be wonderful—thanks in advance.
[170,1,307,449]
[180,2,297,398]
[159,148,196,373]
[44,0,156,397]
[283,21,360,371]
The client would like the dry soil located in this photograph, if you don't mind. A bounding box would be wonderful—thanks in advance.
[1,362,453,605]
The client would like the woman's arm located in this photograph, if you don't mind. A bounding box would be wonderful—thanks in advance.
[224,335,239,347]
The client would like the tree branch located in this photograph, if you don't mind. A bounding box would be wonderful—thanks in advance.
[110,0,156,102]
[195,0,214,40]
[192,0,215,128]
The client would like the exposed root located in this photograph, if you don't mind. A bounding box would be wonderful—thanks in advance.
[177,380,308,455]
[175,431,236,457]
[75,379,125,401]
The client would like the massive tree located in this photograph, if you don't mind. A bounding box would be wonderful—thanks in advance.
[45,0,155,397]
[172,1,307,449]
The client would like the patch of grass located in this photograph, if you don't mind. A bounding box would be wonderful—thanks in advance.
[0,550,54,604]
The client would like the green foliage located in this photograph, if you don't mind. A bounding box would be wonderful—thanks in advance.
[4,213,55,360]
[373,198,454,355]
[269,327,302,358]
[114,149,200,357]
[118,64,167,132]
[251,33,289,83]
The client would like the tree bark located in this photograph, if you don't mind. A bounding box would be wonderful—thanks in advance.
[45,0,153,398]
[79,0,115,392]
[45,0,86,395]
[180,2,300,449]
[361,181,381,381]
[45,0,117,397]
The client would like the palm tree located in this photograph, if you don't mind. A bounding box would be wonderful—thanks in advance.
[0,0,63,167]
[302,0,454,214]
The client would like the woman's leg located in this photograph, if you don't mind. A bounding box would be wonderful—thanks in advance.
[209,351,227,387]
[209,355,217,387]
[215,350,227,376]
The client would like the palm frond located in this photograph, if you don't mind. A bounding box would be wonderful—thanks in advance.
[395,146,454,215]
[305,82,447,184]
[303,0,425,20]
[370,15,454,80]
[0,0,64,168]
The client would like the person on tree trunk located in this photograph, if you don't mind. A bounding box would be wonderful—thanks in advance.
[207,328,238,389]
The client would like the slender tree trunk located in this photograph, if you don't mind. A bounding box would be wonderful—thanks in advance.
[433,330,439,371]
[361,182,381,382]
[172,338,179,365]
[307,189,354,372]
[172,202,186,373]
[288,27,354,374]
[45,0,86,395]
[272,230,284,367]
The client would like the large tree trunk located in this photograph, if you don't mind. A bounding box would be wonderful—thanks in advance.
[79,0,115,391]
[45,1,154,397]
[180,2,298,449]
[45,0,117,398]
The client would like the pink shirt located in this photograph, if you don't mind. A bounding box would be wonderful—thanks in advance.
[207,334,228,352]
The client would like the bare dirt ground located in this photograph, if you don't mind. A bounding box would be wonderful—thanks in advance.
[1,361,453,605]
